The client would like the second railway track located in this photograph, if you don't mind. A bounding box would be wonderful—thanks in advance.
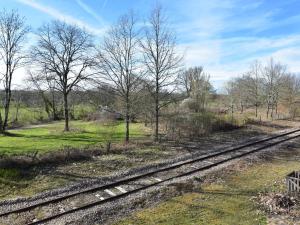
[1,128,300,225]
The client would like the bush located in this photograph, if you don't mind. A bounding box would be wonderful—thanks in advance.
[166,111,246,140]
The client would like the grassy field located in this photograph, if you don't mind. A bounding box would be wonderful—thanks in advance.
[6,104,96,126]
[116,142,300,225]
[0,120,147,155]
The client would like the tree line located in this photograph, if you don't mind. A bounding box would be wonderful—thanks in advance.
[0,5,183,142]
[1,6,299,143]
[225,59,300,120]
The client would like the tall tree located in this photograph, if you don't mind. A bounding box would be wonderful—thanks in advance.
[263,58,285,118]
[224,80,236,121]
[180,66,213,112]
[225,78,248,114]
[178,66,204,97]
[27,68,61,120]
[244,60,263,117]
[32,21,94,131]
[141,5,182,141]
[96,12,142,143]
[281,73,300,119]
[0,9,29,133]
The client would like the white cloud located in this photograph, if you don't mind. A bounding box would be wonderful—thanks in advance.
[180,34,300,90]
[172,0,300,90]
[10,0,300,90]
[17,0,105,35]
[178,40,221,67]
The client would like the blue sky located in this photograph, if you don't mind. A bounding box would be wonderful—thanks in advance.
[1,0,300,90]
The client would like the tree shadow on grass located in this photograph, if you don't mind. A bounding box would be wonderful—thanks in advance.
[3,130,129,143]
[0,132,24,137]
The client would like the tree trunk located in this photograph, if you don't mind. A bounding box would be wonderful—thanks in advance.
[51,91,58,120]
[0,112,3,134]
[155,92,159,142]
[255,104,258,117]
[271,104,274,119]
[231,104,234,124]
[63,92,69,131]
[3,87,11,131]
[15,103,20,122]
[125,98,130,143]
[293,109,296,121]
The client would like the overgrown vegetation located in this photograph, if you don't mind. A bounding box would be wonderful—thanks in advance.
[165,112,243,140]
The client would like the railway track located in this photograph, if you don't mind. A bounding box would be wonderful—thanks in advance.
[1,128,300,225]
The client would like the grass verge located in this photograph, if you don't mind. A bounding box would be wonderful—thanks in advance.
[116,141,300,225]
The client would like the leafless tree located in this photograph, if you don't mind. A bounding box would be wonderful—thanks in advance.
[243,60,264,117]
[0,9,29,133]
[281,73,300,119]
[32,20,94,131]
[140,5,182,141]
[263,58,286,119]
[180,66,213,112]
[236,77,251,113]
[11,87,23,123]
[86,84,116,109]
[224,81,236,122]
[225,78,247,114]
[96,12,142,143]
[178,67,204,97]
[27,68,61,120]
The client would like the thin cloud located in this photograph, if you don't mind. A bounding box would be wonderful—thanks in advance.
[179,33,300,89]
[17,0,105,35]
[101,0,108,10]
[76,0,106,26]
[173,0,300,87]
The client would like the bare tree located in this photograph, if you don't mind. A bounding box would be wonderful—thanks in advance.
[243,60,263,117]
[281,73,300,119]
[178,67,203,97]
[32,21,94,131]
[11,87,23,123]
[224,80,236,122]
[140,5,182,141]
[27,68,61,120]
[0,9,29,133]
[96,13,142,143]
[180,66,213,112]
[263,58,285,119]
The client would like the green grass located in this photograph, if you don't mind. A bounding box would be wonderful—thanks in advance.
[7,106,49,125]
[0,120,147,155]
[5,104,96,127]
[116,146,300,225]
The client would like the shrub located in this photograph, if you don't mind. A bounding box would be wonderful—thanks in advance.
[166,111,247,140]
